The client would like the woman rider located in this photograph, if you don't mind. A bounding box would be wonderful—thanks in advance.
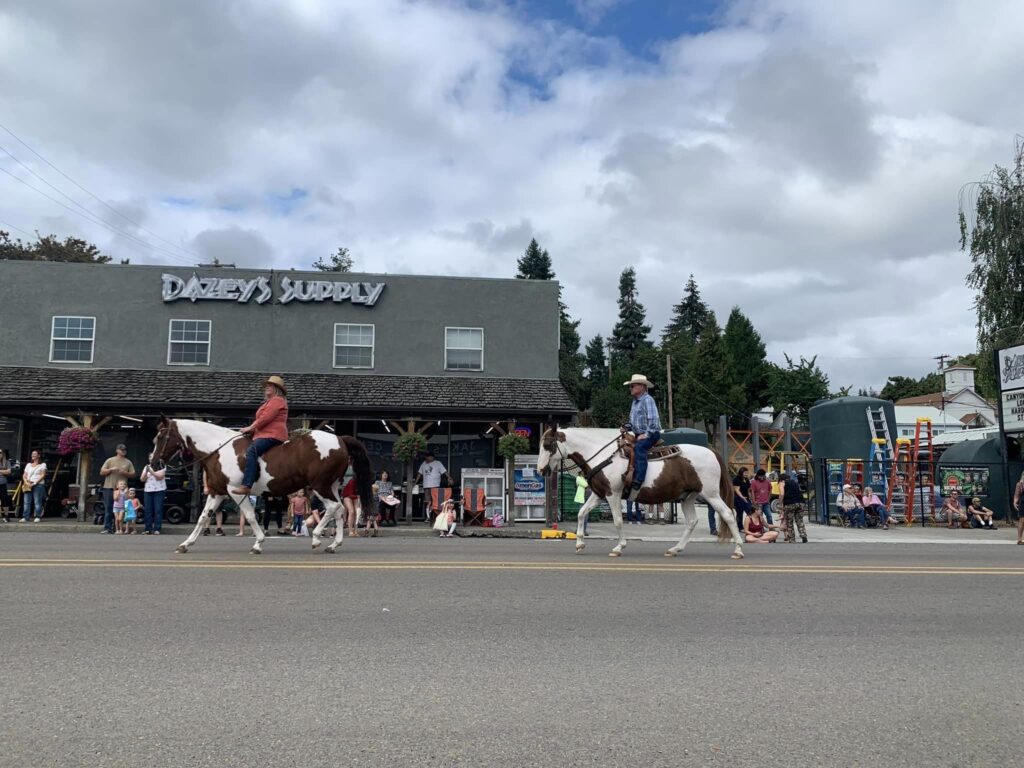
[232,376,289,496]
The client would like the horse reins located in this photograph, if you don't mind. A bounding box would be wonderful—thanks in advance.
[548,433,622,484]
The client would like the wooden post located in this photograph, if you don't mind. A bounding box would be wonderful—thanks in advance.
[505,421,516,527]
[403,419,416,523]
[72,414,111,522]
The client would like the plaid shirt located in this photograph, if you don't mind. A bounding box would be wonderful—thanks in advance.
[628,393,662,434]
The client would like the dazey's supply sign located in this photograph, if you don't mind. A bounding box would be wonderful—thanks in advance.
[161,273,385,306]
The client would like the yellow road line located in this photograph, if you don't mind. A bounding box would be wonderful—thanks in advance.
[0,558,1022,576]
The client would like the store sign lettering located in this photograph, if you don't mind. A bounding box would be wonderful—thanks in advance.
[161,273,385,307]
[997,344,1024,391]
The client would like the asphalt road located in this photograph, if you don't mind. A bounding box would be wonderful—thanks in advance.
[1,533,1022,768]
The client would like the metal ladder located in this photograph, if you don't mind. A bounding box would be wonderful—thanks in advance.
[866,407,894,462]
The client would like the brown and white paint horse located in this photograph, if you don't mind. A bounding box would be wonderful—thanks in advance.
[538,427,744,559]
[154,417,374,554]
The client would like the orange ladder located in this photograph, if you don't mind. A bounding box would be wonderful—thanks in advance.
[911,418,936,524]
[889,438,912,523]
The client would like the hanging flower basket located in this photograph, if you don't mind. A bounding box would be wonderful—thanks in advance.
[57,426,98,456]
[497,433,530,461]
[393,432,428,463]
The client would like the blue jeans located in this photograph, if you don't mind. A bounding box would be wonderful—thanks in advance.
[631,431,661,489]
[22,484,45,519]
[103,488,116,532]
[144,490,165,532]
[626,500,644,523]
[242,438,283,488]
[760,501,774,525]
[292,514,304,534]
[734,497,751,530]
[708,506,717,534]
[842,507,866,527]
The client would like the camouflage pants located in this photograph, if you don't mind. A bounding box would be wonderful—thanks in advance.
[783,503,806,542]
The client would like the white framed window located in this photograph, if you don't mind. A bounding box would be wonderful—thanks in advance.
[445,327,483,371]
[167,319,212,366]
[49,316,95,363]
[334,323,374,368]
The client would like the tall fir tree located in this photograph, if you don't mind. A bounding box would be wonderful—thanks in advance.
[515,238,555,280]
[662,274,711,344]
[721,307,769,427]
[583,334,608,389]
[609,267,652,368]
[678,312,734,434]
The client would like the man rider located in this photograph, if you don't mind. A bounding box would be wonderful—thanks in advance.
[622,373,662,501]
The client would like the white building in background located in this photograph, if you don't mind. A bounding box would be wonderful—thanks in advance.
[894,364,997,437]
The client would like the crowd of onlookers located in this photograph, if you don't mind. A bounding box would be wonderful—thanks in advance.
[834,481,1001,531]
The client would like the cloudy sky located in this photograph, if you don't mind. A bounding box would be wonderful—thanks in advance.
[2,0,1022,390]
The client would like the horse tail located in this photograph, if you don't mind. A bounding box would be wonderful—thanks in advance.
[342,436,375,513]
[713,447,735,543]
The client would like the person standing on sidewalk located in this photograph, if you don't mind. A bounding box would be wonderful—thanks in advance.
[20,450,47,523]
[1013,471,1024,545]
[0,449,12,521]
[750,468,774,525]
[99,444,135,534]
[140,453,166,535]
[782,471,807,543]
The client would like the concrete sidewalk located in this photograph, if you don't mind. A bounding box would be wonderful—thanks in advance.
[580,519,1020,544]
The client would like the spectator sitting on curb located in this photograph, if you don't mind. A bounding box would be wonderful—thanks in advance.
[942,491,968,529]
[966,497,997,529]
[743,506,779,543]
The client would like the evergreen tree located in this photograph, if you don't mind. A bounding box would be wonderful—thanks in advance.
[609,267,652,368]
[583,334,608,390]
[312,246,353,272]
[961,139,1024,396]
[879,372,944,402]
[680,312,734,433]
[515,238,555,280]
[721,307,769,426]
[663,274,710,344]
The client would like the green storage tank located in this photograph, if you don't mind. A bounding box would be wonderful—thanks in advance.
[937,437,1022,521]
[660,428,709,448]
[809,396,896,463]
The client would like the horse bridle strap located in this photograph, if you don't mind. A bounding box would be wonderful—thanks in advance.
[550,434,622,480]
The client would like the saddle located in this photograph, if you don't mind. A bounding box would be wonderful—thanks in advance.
[618,433,679,488]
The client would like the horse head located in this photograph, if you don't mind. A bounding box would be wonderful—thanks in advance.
[537,426,566,476]
[153,416,185,464]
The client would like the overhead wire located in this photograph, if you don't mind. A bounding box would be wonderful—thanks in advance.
[0,119,203,262]
[0,165,195,266]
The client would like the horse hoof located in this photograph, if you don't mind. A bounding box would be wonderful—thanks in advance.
[664,550,677,557]
[176,545,188,554]
[731,552,744,560]
[608,551,622,558]
[575,543,586,553]
[311,537,321,550]
[325,545,336,554]
[250,546,262,555]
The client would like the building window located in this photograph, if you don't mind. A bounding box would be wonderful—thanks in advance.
[168,319,211,365]
[50,316,95,363]
[445,327,483,371]
[334,324,374,368]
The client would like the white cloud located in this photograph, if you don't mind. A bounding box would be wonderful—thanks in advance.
[1,0,1021,390]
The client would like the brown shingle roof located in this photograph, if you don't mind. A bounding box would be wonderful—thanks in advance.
[894,392,945,407]
[0,366,576,418]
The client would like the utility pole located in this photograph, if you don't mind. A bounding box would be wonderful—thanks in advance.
[934,353,950,371]
[665,353,674,427]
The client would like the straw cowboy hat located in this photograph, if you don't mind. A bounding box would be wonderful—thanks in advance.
[262,375,287,396]
[623,373,654,388]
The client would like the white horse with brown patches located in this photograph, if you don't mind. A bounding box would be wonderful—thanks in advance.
[153,417,374,554]
[538,427,744,559]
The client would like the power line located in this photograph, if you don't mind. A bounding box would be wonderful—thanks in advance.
[0,215,128,264]
[0,119,202,261]
[0,217,33,238]
[0,165,194,265]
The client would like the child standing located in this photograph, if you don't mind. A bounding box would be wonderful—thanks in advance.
[113,480,128,534]
[289,489,309,536]
[123,488,140,534]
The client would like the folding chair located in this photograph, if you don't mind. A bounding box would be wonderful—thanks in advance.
[426,487,453,523]
[462,487,487,526]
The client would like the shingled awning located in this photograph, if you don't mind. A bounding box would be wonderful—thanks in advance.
[0,366,577,419]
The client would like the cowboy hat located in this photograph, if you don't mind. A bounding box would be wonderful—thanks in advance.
[262,375,287,396]
[623,373,654,388]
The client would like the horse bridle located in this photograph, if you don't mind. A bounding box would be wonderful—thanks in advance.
[543,431,623,482]
[155,424,238,473]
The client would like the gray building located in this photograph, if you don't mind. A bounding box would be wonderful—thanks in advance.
[0,260,575,519]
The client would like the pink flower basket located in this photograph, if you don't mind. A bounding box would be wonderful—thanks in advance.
[57,427,98,456]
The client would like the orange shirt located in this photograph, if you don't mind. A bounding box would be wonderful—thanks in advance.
[253,396,289,441]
